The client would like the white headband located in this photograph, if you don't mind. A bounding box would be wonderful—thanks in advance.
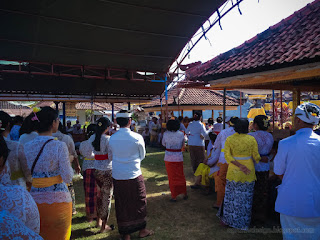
[116,112,132,118]
[295,103,320,125]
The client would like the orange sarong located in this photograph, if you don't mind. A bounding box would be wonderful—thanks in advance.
[215,163,228,206]
[37,202,72,240]
[165,161,187,199]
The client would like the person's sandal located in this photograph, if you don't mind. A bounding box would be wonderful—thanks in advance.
[190,185,201,189]
[169,198,177,202]
[183,195,189,200]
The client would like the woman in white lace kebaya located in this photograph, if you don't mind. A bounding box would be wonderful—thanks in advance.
[0,135,41,235]
[0,210,43,240]
[79,124,98,222]
[162,119,188,202]
[248,115,274,223]
[23,107,73,240]
[53,123,81,215]
[0,111,31,188]
[89,117,114,233]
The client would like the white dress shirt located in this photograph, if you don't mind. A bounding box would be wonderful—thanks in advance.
[186,120,208,146]
[274,128,320,218]
[109,128,146,180]
[213,126,235,164]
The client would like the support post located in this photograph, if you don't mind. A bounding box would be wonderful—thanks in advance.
[54,101,59,114]
[62,102,66,128]
[239,91,242,118]
[111,103,114,122]
[212,110,214,119]
[292,89,301,126]
[223,88,226,129]
[128,102,131,110]
[165,75,168,122]
[181,110,184,117]
[272,90,275,132]
[280,90,283,129]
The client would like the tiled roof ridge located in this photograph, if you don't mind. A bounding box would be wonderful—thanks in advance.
[187,0,320,78]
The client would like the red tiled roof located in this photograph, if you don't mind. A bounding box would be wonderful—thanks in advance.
[186,0,320,81]
[144,88,238,108]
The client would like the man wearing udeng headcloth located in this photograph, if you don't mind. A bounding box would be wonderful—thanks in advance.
[274,102,320,240]
[109,110,154,240]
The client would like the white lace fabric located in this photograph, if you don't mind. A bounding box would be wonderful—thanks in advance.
[0,184,40,233]
[162,131,184,162]
[249,130,274,172]
[88,134,112,171]
[52,131,78,161]
[0,210,43,239]
[4,138,31,187]
[79,139,95,171]
[24,136,73,204]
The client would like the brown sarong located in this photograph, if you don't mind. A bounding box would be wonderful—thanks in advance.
[189,146,206,173]
[113,175,147,235]
[94,169,113,221]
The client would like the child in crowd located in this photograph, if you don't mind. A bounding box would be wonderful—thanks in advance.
[191,132,220,193]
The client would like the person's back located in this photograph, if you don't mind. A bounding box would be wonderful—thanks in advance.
[0,210,43,240]
[274,128,320,217]
[186,120,207,146]
[110,128,145,180]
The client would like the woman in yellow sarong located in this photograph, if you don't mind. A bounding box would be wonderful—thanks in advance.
[192,132,220,192]
[24,107,74,240]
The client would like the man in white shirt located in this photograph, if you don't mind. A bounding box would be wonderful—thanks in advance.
[274,103,320,240]
[109,110,153,240]
[186,113,208,173]
[212,116,238,208]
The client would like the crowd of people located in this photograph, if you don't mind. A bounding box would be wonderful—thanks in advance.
[0,102,319,240]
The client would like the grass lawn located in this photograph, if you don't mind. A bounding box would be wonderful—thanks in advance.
[71,147,282,240]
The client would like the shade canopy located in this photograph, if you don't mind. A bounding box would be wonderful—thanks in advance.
[1,0,226,73]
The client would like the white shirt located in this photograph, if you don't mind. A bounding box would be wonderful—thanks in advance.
[186,121,208,146]
[179,123,186,132]
[24,136,73,204]
[274,128,320,218]
[4,137,31,187]
[110,128,146,180]
[19,132,38,145]
[162,131,184,162]
[88,134,112,171]
[52,131,77,162]
[213,126,235,164]
[207,141,220,175]
[249,130,274,172]
[213,123,223,133]
[79,139,95,171]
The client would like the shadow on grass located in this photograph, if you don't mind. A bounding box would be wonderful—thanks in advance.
[72,145,282,240]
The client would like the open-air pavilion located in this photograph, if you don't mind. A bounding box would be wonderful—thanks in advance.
[181,0,320,131]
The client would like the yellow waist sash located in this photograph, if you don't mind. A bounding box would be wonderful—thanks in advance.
[32,175,63,188]
[10,169,24,181]
[84,158,95,160]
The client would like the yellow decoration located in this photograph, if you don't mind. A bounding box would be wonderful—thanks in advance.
[10,169,24,181]
[247,108,266,119]
[32,107,41,113]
